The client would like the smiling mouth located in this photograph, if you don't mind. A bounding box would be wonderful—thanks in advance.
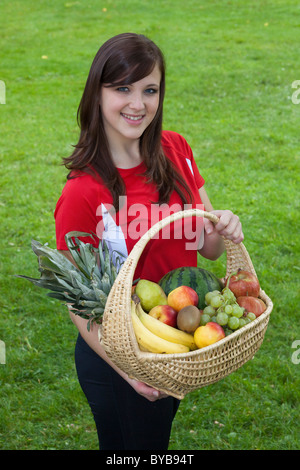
[121,113,145,122]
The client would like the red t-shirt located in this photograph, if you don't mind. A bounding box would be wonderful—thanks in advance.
[54,131,205,283]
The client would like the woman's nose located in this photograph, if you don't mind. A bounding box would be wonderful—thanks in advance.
[129,92,145,111]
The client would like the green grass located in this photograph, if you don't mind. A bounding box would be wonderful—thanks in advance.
[1,0,299,450]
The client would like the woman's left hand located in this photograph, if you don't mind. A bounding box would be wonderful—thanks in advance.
[204,209,244,244]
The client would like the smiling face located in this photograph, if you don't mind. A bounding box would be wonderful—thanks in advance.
[100,64,161,148]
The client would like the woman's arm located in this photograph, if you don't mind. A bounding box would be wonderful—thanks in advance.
[70,311,165,401]
[59,249,168,401]
[198,187,244,260]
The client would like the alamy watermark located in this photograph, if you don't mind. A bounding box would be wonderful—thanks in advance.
[0,340,5,364]
[291,340,300,364]
[0,80,5,104]
[96,198,205,251]
[291,80,300,104]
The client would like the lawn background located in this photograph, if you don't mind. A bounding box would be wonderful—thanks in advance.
[0,0,299,450]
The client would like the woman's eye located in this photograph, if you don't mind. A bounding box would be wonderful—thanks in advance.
[116,87,129,92]
[145,88,158,95]
[115,86,158,94]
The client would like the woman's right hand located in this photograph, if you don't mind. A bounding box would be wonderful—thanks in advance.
[127,377,170,401]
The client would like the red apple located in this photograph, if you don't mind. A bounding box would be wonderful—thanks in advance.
[194,322,225,348]
[237,296,266,318]
[167,286,198,312]
[226,269,260,298]
[148,305,178,328]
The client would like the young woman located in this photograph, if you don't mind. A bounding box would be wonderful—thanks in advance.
[54,33,243,450]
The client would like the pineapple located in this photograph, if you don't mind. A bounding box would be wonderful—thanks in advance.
[16,232,124,330]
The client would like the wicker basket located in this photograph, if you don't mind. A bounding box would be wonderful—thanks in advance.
[100,209,273,399]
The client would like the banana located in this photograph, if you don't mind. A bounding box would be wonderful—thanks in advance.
[137,302,198,351]
[131,300,190,354]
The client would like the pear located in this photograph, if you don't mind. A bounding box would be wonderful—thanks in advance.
[135,279,168,312]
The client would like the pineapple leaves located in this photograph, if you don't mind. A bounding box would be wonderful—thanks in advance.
[16,232,125,328]
[65,232,99,279]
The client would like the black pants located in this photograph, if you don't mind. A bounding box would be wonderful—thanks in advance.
[75,334,180,450]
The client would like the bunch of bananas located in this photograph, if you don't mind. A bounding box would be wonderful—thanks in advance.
[131,297,198,354]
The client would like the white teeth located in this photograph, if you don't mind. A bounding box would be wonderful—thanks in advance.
[122,113,144,121]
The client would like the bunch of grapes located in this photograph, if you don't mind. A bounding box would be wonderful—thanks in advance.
[200,286,257,336]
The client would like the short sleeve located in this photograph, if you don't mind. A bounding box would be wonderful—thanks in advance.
[54,174,101,250]
[190,154,205,189]
[178,133,205,189]
[161,130,205,189]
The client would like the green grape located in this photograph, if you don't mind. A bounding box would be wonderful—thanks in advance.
[200,313,211,326]
[238,318,246,328]
[210,295,223,309]
[247,312,256,321]
[205,291,214,305]
[224,304,233,315]
[228,316,240,330]
[232,305,244,318]
[210,315,217,323]
[216,312,228,326]
[222,287,236,302]
[211,290,222,296]
[203,305,215,316]
[243,317,251,325]
[225,328,233,336]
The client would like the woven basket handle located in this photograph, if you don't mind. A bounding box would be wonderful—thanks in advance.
[124,208,257,278]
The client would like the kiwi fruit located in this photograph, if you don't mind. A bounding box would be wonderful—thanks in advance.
[177,305,201,333]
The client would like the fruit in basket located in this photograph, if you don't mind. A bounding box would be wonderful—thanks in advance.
[167,286,198,312]
[200,313,211,325]
[176,305,202,333]
[227,316,240,330]
[159,266,223,310]
[137,302,197,350]
[202,287,260,335]
[131,300,190,354]
[194,322,225,348]
[210,294,223,309]
[135,279,167,312]
[216,311,229,326]
[226,269,260,298]
[231,304,244,318]
[148,305,178,328]
[236,296,266,318]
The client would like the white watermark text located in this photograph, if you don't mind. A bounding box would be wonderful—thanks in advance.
[291,340,300,364]
[0,80,5,104]
[291,80,300,104]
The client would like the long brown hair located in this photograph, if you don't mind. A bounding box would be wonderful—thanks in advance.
[63,33,192,210]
